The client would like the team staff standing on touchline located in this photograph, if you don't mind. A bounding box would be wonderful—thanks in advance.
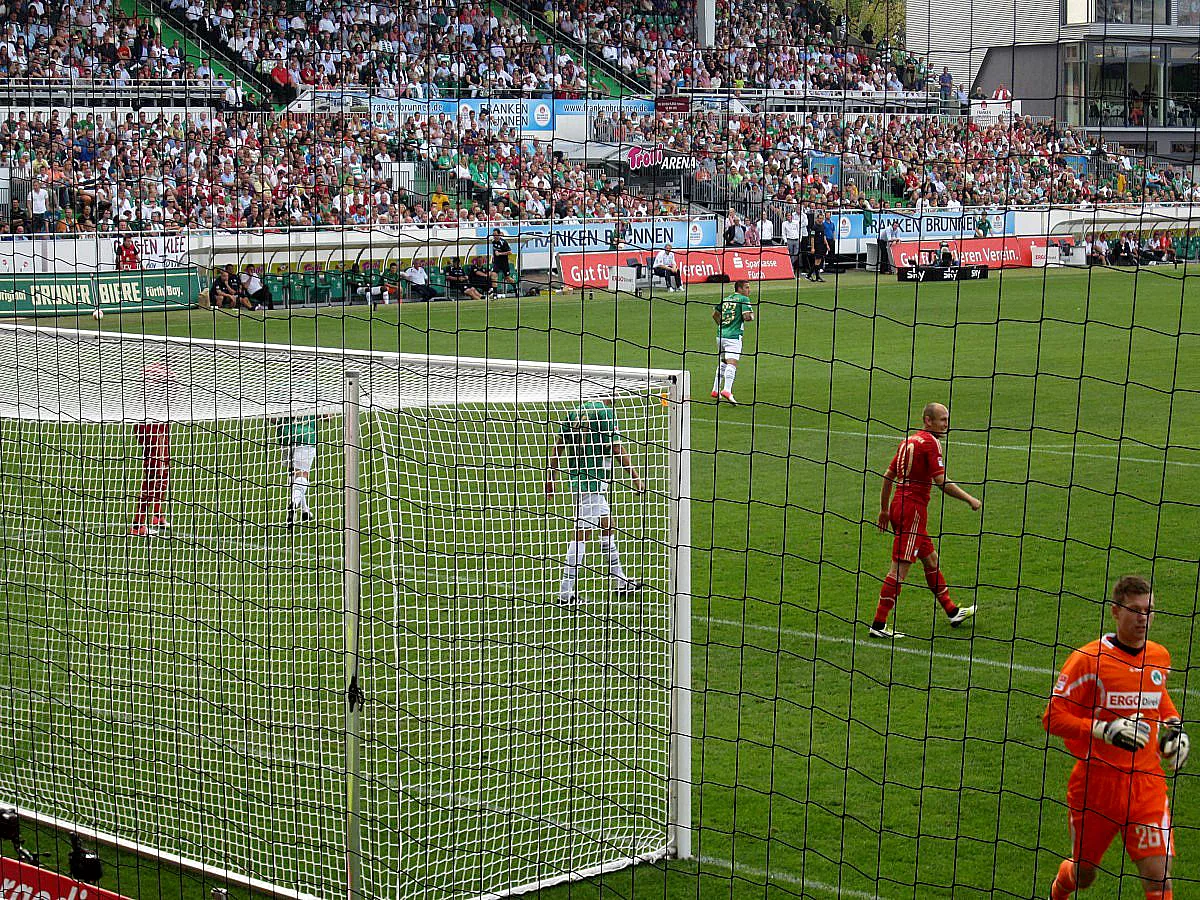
[1043,575,1189,900]
[870,401,980,638]
[712,279,754,405]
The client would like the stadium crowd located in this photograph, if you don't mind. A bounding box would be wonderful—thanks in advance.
[3,101,1198,237]
[0,0,225,86]
[550,0,930,94]
[605,109,1199,208]
[0,0,935,100]
[0,108,690,234]
[167,0,599,99]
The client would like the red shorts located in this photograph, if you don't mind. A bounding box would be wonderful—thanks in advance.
[889,498,934,563]
[136,425,170,463]
[1066,764,1174,865]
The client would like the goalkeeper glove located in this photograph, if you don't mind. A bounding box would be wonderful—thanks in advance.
[1092,716,1151,752]
[1159,718,1190,772]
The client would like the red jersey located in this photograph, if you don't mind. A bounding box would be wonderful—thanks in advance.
[1043,635,1179,776]
[887,430,944,507]
[118,243,139,270]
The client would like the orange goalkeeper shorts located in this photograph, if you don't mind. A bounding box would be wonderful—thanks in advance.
[1066,764,1174,865]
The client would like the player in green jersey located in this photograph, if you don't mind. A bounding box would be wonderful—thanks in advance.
[711,279,755,404]
[545,397,645,604]
[277,413,320,526]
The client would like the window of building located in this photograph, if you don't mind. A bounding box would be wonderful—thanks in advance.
[1063,44,1086,123]
[1180,0,1200,25]
[1128,44,1165,125]
[1095,0,1167,23]
[1166,44,1200,126]
[1069,42,1175,127]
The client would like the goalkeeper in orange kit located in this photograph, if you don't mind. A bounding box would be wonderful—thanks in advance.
[1042,575,1189,900]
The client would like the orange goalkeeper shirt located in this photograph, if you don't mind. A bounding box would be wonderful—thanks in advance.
[1043,634,1179,776]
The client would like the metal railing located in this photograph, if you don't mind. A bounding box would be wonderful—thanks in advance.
[150,6,276,103]
[0,77,228,104]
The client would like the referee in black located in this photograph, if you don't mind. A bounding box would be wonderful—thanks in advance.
[491,229,515,293]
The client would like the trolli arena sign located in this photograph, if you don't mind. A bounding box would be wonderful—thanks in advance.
[627,147,701,172]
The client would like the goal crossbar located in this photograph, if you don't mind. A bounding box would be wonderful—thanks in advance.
[0,324,683,420]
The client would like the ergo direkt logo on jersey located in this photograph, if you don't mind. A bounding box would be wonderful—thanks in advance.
[1105,691,1162,711]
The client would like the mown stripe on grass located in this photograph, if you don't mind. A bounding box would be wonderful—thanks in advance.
[706,616,1200,700]
[690,414,1200,470]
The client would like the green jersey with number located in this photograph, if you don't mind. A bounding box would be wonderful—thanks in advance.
[559,401,619,493]
[716,293,753,339]
[278,415,319,447]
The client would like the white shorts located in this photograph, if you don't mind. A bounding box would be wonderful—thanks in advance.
[718,337,743,361]
[572,492,611,529]
[287,444,317,473]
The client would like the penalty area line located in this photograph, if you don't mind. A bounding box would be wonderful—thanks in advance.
[706,616,1200,700]
[689,414,1200,470]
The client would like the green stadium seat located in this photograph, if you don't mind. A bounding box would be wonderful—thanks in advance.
[321,271,345,302]
[301,273,321,304]
[286,272,310,306]
[264,274,287,306]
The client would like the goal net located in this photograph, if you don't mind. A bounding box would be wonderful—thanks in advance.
[0,324,691,900]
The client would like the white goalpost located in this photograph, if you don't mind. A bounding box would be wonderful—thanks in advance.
[0,325,691,900]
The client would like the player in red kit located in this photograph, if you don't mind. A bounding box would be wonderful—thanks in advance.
[117,235,140,271]
[130,364,171,536]
[130,422,169,535]
[1042,575,1188,900]
[870,401,982,639]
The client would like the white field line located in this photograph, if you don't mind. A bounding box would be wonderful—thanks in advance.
[690,414,1200,470]
[0,524,324,557]
[697,855,888,899]
[706,616,1200,700]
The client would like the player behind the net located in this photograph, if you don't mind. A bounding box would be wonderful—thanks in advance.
[870,401,981,638]
[276,412,322,527]
[545,396,645,604]
[711,279,755,405]
[129,363,172,537]
[1042,575,1189,900]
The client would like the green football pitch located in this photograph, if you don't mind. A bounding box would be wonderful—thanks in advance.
[2,266,1197,900]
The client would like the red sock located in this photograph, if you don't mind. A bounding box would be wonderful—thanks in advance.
[873,575,901,627]
[925,567,957,615]
[1051,859,1076,900]
[1145,890,1172,900]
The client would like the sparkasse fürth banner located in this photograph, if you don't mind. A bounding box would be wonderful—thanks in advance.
[0,856,132,900]
[558,247,795,289]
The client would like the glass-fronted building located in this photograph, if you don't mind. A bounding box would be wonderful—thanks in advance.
[1061,41,1200,130]
[908,0,1200,156]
